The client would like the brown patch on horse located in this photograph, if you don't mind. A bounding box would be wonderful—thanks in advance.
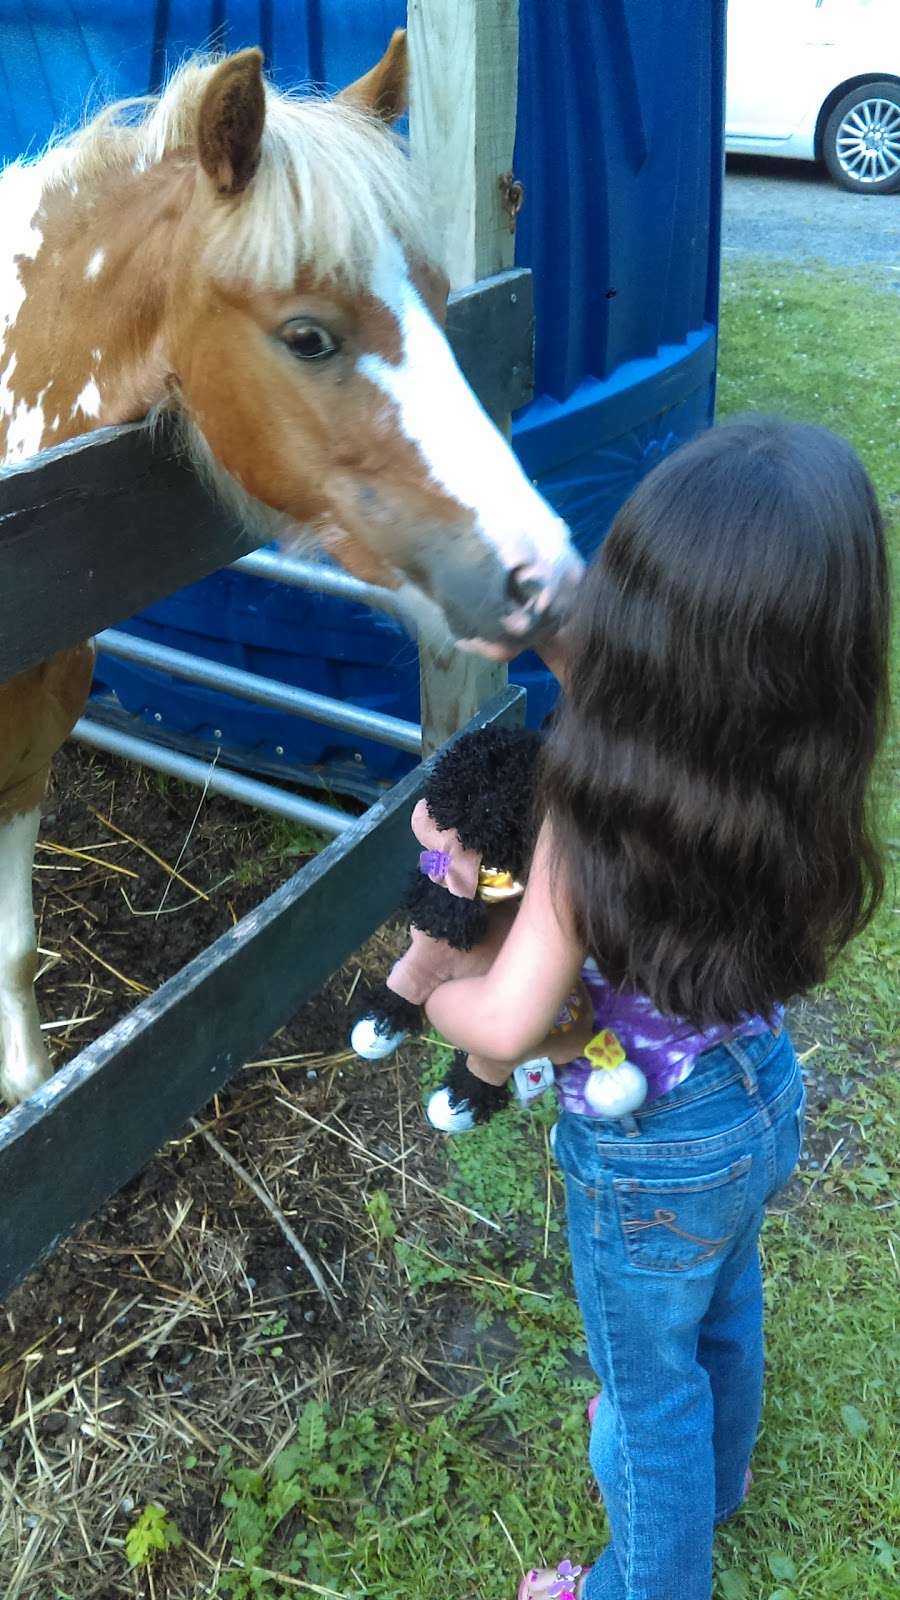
[196,49,266,195]
[0,646,94,820]
[337,29,408,124]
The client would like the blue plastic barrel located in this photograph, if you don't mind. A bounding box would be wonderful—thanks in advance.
[1,1,724,792]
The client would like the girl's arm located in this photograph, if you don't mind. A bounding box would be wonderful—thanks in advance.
[424,820,585,1064]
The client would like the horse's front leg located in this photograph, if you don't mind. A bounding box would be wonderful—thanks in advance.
[0,795,52,1105]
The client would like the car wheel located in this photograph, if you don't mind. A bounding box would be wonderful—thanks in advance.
[823,81,900,194]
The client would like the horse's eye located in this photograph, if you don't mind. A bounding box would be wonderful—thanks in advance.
[280,320,340,362]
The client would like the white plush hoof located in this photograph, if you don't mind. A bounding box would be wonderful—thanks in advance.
[512,1057,555,1105]
[426,1086,477,1134]
[350,1016,408,1061]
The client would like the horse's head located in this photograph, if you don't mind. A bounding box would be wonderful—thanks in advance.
[169,35,582,652]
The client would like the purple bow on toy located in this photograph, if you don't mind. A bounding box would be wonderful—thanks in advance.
[419,848,451,882]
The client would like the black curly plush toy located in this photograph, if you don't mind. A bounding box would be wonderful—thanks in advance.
[349,724,590,1132]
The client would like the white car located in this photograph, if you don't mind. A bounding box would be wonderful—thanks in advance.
[726,0,900,193]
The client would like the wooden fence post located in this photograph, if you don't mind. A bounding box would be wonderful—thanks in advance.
[408,0,520,754]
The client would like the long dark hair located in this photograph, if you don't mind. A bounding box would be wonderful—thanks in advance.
[542,415,890,1025]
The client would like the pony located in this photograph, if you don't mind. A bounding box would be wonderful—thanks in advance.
[0,31,582,1107]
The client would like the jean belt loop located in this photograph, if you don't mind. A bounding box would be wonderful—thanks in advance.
[618,1112,642,1137]
[724,1036,759,1097]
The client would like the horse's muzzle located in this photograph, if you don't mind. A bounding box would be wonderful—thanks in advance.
[429,547,584,652]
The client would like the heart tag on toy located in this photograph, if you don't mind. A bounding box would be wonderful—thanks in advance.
[512,1057,555,1105]
[583,1029,648,1117]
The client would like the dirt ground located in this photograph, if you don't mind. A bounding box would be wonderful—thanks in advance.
[1,745,490,1600]
[0,744,883,1599]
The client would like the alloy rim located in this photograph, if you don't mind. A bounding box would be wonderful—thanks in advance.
[836,97,900,185]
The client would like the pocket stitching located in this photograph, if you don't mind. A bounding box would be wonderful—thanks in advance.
[612,1156,751,1273]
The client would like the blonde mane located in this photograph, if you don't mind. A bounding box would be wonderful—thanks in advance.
[26,55,436,291]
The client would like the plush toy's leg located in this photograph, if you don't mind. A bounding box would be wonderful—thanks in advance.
[350,985,421,1061]
[426,1051,511,1134]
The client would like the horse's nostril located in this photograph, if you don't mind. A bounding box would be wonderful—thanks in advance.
[506,567,543,609]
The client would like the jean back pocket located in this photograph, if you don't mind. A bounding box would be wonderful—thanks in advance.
[613,1156,752,1272]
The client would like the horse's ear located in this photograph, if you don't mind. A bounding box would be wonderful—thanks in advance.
[336,28,408,124]
[197,49,267,195]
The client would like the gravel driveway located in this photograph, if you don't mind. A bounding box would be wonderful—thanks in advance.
[723,154,900,276]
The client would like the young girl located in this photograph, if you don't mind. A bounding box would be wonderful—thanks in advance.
[424,415,889,1600]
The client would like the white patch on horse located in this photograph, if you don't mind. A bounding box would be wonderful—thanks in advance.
[85,249,105,280]
[0,160,46,341]
[1,352,48,461]
[0,807,52,1104]
[358,237,572,584]
[5,393,47,460]
[71,376,102,420]
[0,351,15,419]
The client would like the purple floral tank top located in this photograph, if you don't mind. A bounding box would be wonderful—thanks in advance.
[555,960,775,1118]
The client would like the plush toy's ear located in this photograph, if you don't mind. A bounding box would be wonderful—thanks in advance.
[336,29,408,123]
[197,49,266,195]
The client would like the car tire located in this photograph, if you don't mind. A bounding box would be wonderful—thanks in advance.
[823,81,900,194]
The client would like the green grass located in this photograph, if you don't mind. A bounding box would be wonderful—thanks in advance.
[205,261,899,1600]
[232,815,328,886]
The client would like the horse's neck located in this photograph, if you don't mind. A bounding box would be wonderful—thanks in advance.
[0,156,190,465]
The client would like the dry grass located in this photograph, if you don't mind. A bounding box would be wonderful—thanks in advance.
[0,921,481,1598]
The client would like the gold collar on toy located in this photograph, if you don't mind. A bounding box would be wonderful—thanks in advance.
[477,866,525,903]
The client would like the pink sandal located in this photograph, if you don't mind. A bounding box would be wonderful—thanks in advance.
[517,1559,591,1600]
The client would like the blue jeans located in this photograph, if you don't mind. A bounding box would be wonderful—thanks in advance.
[553,1027,805,1600]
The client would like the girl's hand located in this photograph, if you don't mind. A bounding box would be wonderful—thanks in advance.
[535,622,574,686]
[457,621,574,684]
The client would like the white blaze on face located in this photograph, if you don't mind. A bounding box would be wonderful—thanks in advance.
[357,237,573,587]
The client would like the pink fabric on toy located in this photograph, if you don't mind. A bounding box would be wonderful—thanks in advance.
[410,799,481,899]
[387,902,517,1006]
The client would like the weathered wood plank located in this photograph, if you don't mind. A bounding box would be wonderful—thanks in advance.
[410,0,520,747]
[445,270,534,420]
[0,271,533,684]
[0,688,525,1298]
[408,0,521,290]
[0,422,253,684]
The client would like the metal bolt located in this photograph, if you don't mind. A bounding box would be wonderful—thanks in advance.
[275,745,284,756]
[153,712,162,723]
[354,752,363,763]
[510,292,517,304]
[213,728,223,740]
